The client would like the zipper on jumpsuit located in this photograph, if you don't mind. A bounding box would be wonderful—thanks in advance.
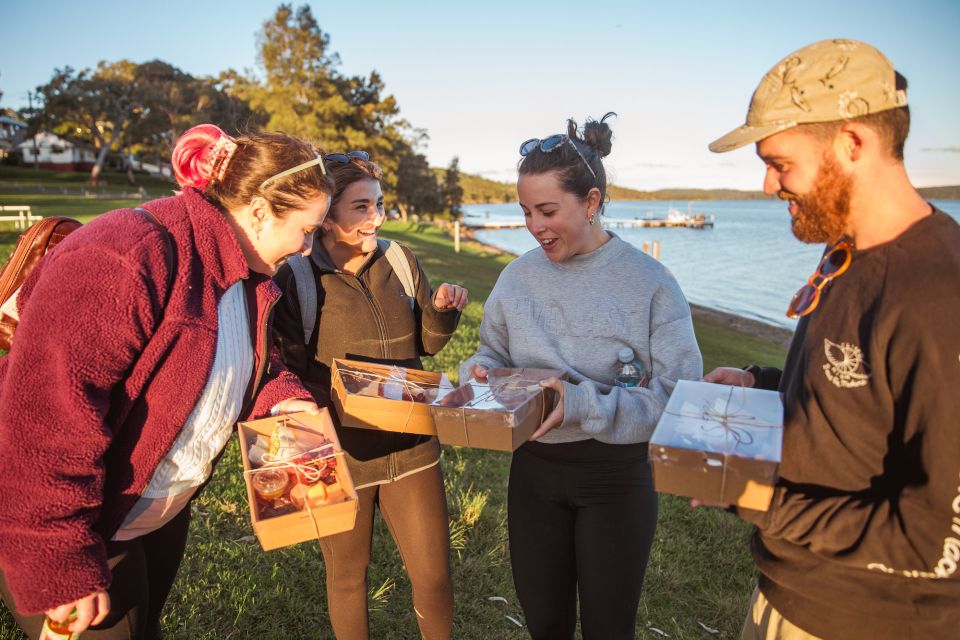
[352,275,390,360]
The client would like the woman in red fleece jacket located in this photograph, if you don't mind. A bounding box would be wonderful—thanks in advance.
[0,124,333,639]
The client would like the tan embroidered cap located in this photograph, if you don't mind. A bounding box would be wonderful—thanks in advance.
[709,38,908,153]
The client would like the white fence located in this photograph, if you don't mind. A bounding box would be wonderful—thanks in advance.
[0,205,43,229]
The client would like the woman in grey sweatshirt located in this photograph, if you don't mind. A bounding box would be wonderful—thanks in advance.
[462,114,702,640]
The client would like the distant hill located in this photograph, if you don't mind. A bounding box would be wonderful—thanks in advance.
[445,170,960,203]
[918,185,960,200]
[448,172,775,203]
[606,185,773,201]
[461,172,518,204]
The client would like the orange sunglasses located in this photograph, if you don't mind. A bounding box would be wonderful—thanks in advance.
[786,241,853,319]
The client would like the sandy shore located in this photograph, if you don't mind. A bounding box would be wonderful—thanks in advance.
[689,303,794,349]
[458,226,795,349]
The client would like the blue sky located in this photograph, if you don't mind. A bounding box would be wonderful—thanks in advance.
[2,0,958,190]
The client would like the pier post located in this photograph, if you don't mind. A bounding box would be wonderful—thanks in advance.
[652,240,661,260]
[454,220,461,253]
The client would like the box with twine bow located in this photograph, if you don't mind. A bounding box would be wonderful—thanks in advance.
[430,368,565,452]
[650,380,783,511]
[330,359,454,436]
[238,410,359,550]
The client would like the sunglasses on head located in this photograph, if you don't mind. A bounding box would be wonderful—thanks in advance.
[324,150,370,164]
[519,134,597,180]
[786,240,853,318]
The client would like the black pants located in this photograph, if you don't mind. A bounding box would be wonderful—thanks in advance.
[0,504,191,640]
[508,439,658,640]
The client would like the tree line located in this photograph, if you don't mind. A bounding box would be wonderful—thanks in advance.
[8,4,463,220]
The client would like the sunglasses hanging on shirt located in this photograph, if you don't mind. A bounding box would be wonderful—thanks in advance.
[786,240,853,318]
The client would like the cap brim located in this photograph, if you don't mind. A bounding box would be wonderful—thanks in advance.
[708,120,798,153]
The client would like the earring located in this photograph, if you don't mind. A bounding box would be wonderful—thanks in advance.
[588,212,596,225]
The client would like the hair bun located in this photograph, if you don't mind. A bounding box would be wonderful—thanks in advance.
[578,111,616,159]
[171,124,228,189]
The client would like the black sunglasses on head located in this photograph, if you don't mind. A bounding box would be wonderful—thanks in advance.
[324,150,370,164]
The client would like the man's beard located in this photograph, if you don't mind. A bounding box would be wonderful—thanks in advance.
[782,153,852,244]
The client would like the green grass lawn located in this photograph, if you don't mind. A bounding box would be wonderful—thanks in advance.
[0,165,175,194]
[0,211,787,639]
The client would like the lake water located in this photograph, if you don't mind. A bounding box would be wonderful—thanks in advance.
[463,200,960,329]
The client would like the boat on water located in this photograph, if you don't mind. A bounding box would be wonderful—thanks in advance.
[605,205,715,230]
[665,207,715,228]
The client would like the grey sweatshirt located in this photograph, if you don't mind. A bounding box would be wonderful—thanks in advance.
[461,234,703,445]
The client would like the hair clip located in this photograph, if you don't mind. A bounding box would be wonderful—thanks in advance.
[209,135,239,184]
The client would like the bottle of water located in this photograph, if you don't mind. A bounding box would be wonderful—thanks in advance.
[614,347,648,388]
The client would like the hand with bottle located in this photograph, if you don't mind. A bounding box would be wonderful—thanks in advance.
[41,590,109,639]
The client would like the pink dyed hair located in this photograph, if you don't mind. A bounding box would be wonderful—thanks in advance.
[171,124,233,189]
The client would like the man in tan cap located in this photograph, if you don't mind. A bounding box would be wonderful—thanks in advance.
[701,39,960,639]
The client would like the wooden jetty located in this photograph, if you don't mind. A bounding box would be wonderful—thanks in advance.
[462,219,527,229]
[604,215,714,230]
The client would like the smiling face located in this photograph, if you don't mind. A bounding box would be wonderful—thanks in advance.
[321,178,385,267]
[242,194,330,276]
[517,171,605,263]
[757,128,853,244]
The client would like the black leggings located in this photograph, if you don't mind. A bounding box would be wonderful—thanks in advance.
[318,462,453,639]
[0,504,191,640]
[508,439,658,640]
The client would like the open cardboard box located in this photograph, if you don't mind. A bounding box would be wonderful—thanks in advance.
[649,380,783,511]
[330,358,446,436]
[430,367,564,452]
[238,410,358,550]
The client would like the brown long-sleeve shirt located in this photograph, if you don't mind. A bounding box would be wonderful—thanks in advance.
[273,240,461,461]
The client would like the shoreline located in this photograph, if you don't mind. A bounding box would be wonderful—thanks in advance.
[458,225,795,349]
[688,303,794,349]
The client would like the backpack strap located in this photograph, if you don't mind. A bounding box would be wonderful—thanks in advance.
[134,207,175,311]
[287,254,317,345]
[380,239,416,310]
[288,240,415,347]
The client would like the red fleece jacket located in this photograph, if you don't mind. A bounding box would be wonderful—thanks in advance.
[0,188,311,614]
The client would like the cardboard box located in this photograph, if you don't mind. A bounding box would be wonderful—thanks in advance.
[649,380,783,511]
[238,410,358,550]
[430,367,564,452]
[330,359,448,436]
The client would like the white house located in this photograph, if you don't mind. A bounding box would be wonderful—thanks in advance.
[18,131,97,171]
[0,114,27,158]
[137,159,174,179]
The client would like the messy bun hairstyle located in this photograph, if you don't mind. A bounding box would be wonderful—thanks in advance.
[325,155,383,219]
[171,124,335,218]
[519,112,616,215]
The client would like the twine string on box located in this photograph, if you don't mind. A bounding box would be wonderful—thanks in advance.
[244,415,346,541]
[450,373,548,446]
[339,366,446,434]
[244,415,344,483]
[662,384,778,503]
[283,414,346,542]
